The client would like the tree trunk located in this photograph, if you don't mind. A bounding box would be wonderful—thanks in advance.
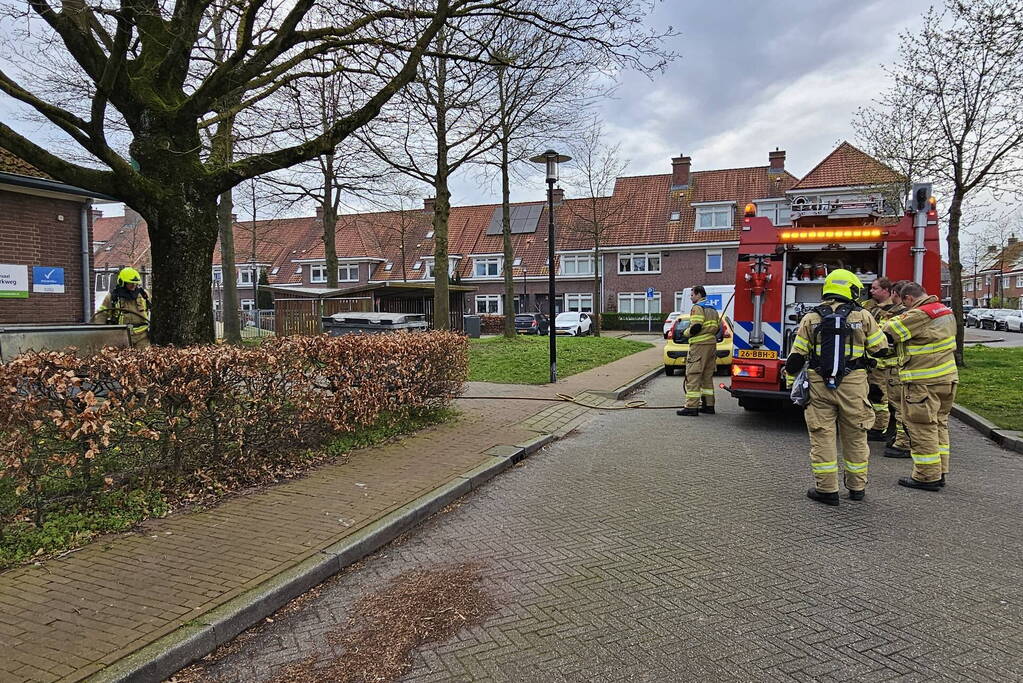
[433,179,451,331]
[947,188,966,366]
[592,239,601,336]
[500,138,515,337]
[217,189,242,345]
[323,154,339,289]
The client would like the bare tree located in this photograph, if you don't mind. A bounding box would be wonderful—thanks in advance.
[563,121,638,337]
[855,0,1023,363]
[360,185,431,283]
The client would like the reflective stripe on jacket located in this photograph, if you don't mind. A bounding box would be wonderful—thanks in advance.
[687,301,720,345]
[881,295,958,384]
[792,300,887,377]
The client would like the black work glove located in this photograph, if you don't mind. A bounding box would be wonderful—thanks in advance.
[689,323,703,336]
[867,383,883,404]
[883,332,897,347]
[785,353,805,375]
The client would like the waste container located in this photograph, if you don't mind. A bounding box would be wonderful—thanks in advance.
[463,315,481,339]
[0,324,132,362]
[321,312,428,336]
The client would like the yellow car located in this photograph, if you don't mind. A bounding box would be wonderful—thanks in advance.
[663,315,734,376]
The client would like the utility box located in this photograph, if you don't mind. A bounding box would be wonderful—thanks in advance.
[0,324,132,363]
[463,315,481,339]
[321,312,428,336]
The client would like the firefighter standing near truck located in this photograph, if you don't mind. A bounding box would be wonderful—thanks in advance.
[784,269,888,506]
[883,280,912,458]
[676,286,720,417]
[881,281,957,490]
[98,267,151,348]
[865,277,902,441]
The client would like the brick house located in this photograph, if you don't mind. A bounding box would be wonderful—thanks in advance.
[956,236,1023,308]
[0,147,110,324]
[81,141,901,325]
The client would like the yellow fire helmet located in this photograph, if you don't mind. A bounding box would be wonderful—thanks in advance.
[117,267,143,287]
[822,268,863,301]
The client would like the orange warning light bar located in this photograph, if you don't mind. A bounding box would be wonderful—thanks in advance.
[778,228,885,243]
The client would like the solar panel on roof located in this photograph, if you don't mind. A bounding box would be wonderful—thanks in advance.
[486,205,542,235]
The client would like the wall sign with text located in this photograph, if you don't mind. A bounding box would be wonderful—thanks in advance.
[0,264,29,299]
[33,266,66,294]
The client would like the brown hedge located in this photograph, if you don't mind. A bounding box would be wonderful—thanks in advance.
[0,331,468,527]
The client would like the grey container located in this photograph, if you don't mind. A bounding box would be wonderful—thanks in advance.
[0,324,132,362]
[321,312,428,336]
[463,315,481,338]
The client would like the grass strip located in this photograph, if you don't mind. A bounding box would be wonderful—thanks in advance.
[468,334,652,384]
[957,345,1023,431]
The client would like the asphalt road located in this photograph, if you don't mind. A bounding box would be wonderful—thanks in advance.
[184,376,1023,682]
[964,325,1023,348]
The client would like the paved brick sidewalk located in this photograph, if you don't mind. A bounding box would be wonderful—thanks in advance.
[0,343,661,683]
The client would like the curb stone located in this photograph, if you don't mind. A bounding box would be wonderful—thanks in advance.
[951,404,1023,455]
[611,365,664,401]
[85,419,560,682]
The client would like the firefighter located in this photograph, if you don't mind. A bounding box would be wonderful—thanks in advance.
[865,277,901,441]
[881,281,957,491]
[784,269,888,505]
[883,280,912,458]
[98,267,151,348]
[676,286,720,417]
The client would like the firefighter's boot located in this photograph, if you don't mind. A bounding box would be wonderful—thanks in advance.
[848,489,865,501]
[676,407,699,417]
[806,488,839,506]
[699,397,715,415]
[898,476,942,492]
[884,445,911,458]
[866,429,886,442]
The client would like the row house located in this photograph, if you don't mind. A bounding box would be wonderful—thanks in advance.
[83,141,900,322]
[959,235,1023,308]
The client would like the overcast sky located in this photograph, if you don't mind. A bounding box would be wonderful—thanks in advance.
[2,0,939,217]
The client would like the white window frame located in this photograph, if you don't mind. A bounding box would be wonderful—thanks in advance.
[212,298,222,311]
[705,248,723,273]
[674,292,686,311]
[473,256,501,278]
[1017,275,1023,288]
[475,294,502,314]
[618,292,661,314]
[310,264,327,283]
[95,272,111,291]
[424,259,456,280]
[565,293,593,312]
[561,254,594,276]
[212,268,223,284]
[695,202,735,230]
[756,201,791,226]
[618,252,661,275]
[238,268,254,286]
[669,210,680,221]
[240,299,255,311]
[338,263,359,282]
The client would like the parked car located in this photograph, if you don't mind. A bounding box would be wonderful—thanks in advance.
[554,311,593,336]
[663,315,733,376]
[965,308,989,328]
[980,308,1019,330]
[1003,310,1023,333]
[514,313,549,335]
[662,311,684,338]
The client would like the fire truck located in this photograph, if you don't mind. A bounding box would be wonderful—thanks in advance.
[722,183,942,410]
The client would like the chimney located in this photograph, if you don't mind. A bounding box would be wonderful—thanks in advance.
[769,148,786,174]
[90,208,103,222]
[987,245,998,253]
[552,187,565,205]
[230,213,237,222]
[1008,234,1019,246]
[671,155,691,189]
[315,205,323,221]
[424,197,435,213]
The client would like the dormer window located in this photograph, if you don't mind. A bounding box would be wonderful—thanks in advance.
[669,211,680,221]
[473,257,501,277]
[694,202,735,230]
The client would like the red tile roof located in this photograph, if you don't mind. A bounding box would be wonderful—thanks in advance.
[0,146,49,178]
[92,214,150,271]
[790,141,904,190]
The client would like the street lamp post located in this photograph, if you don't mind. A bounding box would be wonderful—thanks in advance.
[529,149,571,383]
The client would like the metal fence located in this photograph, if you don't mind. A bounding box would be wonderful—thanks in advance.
[214,309,276,340]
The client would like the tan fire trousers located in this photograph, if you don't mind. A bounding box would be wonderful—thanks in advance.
[684,343,717,409]
[868,367,889,431]
[804,370,873,493]
[886,369,910,450]
[901,381,957,483]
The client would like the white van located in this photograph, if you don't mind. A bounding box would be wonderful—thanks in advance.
[679,285,734,320]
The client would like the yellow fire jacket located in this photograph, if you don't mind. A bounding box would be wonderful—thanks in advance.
[686,300,720,346]
[882,295,958,384]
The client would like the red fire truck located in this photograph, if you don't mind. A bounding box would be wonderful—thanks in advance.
[723,183,942,410]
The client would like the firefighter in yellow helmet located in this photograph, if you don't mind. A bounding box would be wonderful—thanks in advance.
[676,285,721,416]
[98,267,151,348]
[784,269,888,506]
[864,277,903,441]
[881,281,957,491]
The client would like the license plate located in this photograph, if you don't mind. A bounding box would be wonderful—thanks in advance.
[737,349,778,360]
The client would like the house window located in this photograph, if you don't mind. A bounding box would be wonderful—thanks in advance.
[238,268,254,285]
[705,249,723,273]
[425,260,455,279]
[984,275,991,286]
[426,230,434,238]
[310,264,327,283]
[965,280,972,291]
[669,211,680,221]
[212,269,223,284]
[513,258,522,266]
[240,299,255,311]
[384,262,394,271]
[338,263,358,282]
[618,292,661,314]
[1017,275,1023,288]
[674,292,686,311]
[695,204,734,230]
[95,272,111,291]
[561,254,594,276]
[271,266,280,276]
[618,252,661,274]
[757,202,791,226]
[565,293,593,312]
[212,298,222,311]
[475,295,502,314]
[473,257,501,277]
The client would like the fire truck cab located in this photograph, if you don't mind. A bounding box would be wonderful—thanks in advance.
[724,183,942,410]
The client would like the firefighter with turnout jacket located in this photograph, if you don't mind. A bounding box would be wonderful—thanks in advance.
[784,269,888,506]
[676,286,721,417]
[880,281,957,491]
[98,267,151,348]
[864,277,904,442]
[882,280,913,459]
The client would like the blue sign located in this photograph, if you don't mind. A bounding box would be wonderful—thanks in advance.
[33,266,65,294]
[704,293,724,310]
[646,287,655,298]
